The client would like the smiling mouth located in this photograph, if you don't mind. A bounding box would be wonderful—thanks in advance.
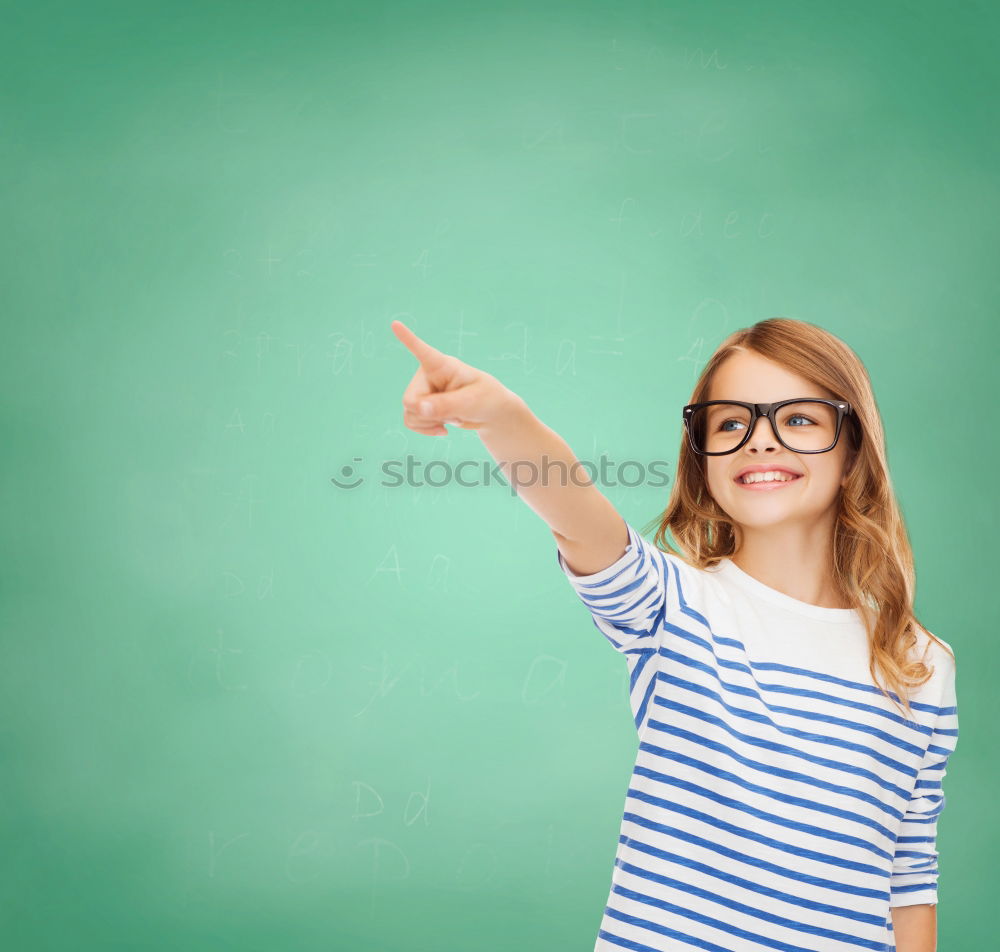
[735,473,803,488]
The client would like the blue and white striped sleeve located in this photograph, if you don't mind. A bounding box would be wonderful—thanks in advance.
[555,520,670,653]
[889,647,960,907]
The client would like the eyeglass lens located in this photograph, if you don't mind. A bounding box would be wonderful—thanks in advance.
[689,401,839,454]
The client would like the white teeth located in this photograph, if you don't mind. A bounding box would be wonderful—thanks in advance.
[740,471,797,484]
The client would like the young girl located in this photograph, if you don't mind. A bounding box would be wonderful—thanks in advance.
[391,317,958,952]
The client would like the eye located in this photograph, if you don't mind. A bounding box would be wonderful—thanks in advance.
[786,414,816,427]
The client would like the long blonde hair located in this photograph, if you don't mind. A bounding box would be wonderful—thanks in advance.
[641,317,951,723]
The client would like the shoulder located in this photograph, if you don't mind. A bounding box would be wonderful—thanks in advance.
[910,620,958,705]
[624,524,724,618]
[911,620,956,667]
[627,523,700,581]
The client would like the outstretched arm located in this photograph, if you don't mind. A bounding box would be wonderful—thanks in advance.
[477,398,628,575]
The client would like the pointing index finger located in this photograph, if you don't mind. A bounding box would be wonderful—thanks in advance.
[390,320,445,368]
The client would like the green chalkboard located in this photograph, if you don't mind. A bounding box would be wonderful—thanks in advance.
[3,1,994,949]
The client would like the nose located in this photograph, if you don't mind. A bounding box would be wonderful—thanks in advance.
[746,414,781,449]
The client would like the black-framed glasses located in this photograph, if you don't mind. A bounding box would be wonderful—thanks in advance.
[682,399,854,456]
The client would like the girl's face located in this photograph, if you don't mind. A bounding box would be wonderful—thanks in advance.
[702,351,856,534]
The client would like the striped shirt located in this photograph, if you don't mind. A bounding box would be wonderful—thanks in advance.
[556,519,959,952]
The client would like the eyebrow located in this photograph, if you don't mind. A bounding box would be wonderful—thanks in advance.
[706,396,831,403]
